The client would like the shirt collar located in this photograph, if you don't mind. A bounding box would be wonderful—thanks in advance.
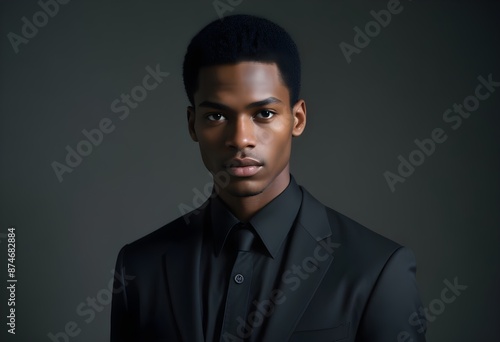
[210,174,303,258]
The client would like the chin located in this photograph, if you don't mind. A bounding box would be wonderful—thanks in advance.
[228,189,264,197]
[224,179,266,197]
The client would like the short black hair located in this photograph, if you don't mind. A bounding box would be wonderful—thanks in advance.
[182,14,301,107]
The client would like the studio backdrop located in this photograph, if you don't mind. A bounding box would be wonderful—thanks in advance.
[0,0,499,341]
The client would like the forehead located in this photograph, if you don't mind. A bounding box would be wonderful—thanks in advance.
[194,62,289,105]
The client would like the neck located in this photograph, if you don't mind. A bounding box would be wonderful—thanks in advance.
[215,167,290,222]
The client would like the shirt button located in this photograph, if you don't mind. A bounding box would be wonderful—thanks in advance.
[234,274,244,284]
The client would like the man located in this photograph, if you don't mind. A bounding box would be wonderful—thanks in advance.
[111,14,426,342]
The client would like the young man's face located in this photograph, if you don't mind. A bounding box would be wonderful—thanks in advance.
[187,61,306,199]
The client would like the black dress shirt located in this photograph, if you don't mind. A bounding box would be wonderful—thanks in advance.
[200,174,303,342]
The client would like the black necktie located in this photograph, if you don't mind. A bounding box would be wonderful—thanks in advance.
[220,223,255,342]
[234,224,254,252]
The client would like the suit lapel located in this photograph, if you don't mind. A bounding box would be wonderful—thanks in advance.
[163,201,209,341]
[262,186,338,341]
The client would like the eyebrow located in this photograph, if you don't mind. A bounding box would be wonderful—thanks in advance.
[198,97,283,111]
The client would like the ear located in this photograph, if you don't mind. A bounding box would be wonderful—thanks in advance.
[187,106,198,142]
[291,99,306,137]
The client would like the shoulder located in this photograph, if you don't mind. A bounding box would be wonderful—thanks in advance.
[300,186,412,275]
[117,204,207,262]
[325,204,418,282]
[300,185,402,255]
[326,206,401,253]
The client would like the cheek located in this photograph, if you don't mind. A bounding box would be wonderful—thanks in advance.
[257,129,272,145]
[257,119,292,146]
[197,129,221,149]
[196,134,219,165]
[198,143,220,173]
[258,130,292,163]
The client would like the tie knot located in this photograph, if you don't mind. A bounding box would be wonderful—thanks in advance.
[232,222,255,252]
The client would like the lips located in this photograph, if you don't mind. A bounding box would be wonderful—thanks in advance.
[224,158,263,177]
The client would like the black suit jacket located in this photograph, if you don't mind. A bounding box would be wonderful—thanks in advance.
[111,185,426,341]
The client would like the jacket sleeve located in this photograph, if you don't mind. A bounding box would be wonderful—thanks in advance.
[355,246,427,342]
[110,245,136,342]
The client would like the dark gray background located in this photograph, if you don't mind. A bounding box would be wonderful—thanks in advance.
[1,0,499,341]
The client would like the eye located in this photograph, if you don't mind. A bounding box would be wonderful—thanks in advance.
[206,113,226,121]
[255,110,275,119]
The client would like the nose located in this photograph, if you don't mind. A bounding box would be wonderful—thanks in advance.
[225,115,256,150]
